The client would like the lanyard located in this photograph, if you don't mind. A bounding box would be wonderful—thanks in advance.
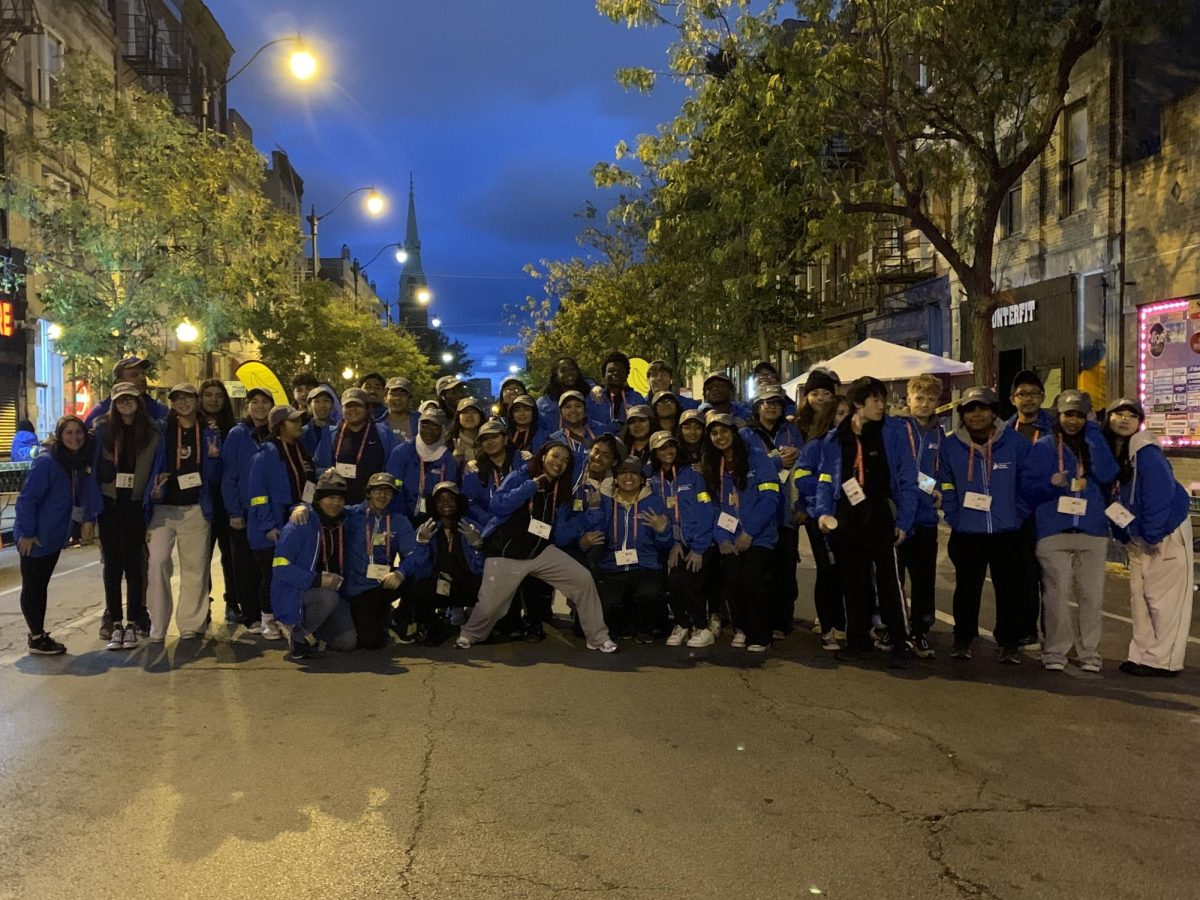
[658,467,680,524]
[367,512,391,561]
[906,420,940,473]
[529,482,559,525]
[563,425,595,451]
[176,420,200,473]
[281,440,306,500]
[334,423,369,466]
[320,523,344,572]
[492,465,504,489]
[965,436,994,490]
[612,494,639,547]
[1056,434,1084,480]
[720,458,738,508]
[511,427,531,450]
[853,437,865,486]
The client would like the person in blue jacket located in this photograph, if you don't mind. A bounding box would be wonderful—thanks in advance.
[408,481,485,646]
[221,386,273,632]
[588,350,646,426]
[10,420,40,461]
[269,470,364,661]
[647,431,716,647]
[814,376,918,666]
[1021,390,1119,673]
[580,456,675,641]
[378,377,419,445]
[300,384,339,457]
[1103,398,1193,677]
[646,359,700,411]
[740,385,803,639]
[751,361,797,417]
[462,419,527,526]
[386,408,458,522]
[536,355,593,433]
[314,387,392,505]
[14,415,101,654]
[549,390,613,471]
[937,386,1032,664]
[701,372,752,426]
[84,356,168,428]
[703,413,780,652]
[504,394,547,457]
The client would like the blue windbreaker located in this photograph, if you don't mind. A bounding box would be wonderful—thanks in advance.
[385,441,459,518]
[895,415,946,529]
[1021,422,1119,540]
[584,485,674,571]
[247,441,312,550]
[587,385,647,426]
[709,451,782,549]
[1005,408,1058,443]
[741,420,802,529]
[220,422,266,522]
[461,453,529,526]
[647,464,715,555]
[480,469,587,549]
[938,421,1030,534]
[269,510,370,627]
[1112,430,1190,546]
[350,502,428,586]
[814,416,920,535]
[146,420,223,521]
[13,453,102,557]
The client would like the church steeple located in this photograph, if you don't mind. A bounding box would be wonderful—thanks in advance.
[396,174,428,328]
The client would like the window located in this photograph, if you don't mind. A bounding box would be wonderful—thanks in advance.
[1000,181,1023,237]
[1063,102,1088,215]
[36,31,65,106]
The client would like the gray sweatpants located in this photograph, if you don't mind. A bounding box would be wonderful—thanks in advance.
[1036,532,1107,668]
[459,546,611,645]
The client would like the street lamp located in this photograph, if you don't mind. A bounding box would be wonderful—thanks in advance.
[202,35,315,133]
[417,288,432,304]
[430,317,441,328]
[176,320,200,344]
[360,241,408,270]
[307,186,385,281]
[441,352,453,364]
[342,367,355,381]
[508,364,520,374]
[47,322,63,340]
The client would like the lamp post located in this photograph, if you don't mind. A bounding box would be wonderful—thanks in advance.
[202,35,315,134]
[307,187,385,282]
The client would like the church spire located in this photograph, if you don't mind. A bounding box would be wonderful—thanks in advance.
[403,173,421,253]
[396,174,428,329]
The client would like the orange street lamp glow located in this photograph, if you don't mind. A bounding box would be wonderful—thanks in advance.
[289,48,318,81]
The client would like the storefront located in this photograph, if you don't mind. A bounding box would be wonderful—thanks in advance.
[0,248,27,455]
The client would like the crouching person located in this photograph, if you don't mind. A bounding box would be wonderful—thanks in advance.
[270,471,363,660]
[409,481,484,646]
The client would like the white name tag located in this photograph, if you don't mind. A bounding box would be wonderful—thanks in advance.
[367,563,391,581]
[918,473,936,495]
[1106,502,1135,528]
[177,471,202,490]
[1057,496,1087,516]
[842,478,866,506]
[716,511,740,532]
[302,481,316,504]
[963,491,992,511]
[528,518,552,539]
[615,548,638,566]
[335,462,357,479]
[115,473,134,489]
[436,577,452,597]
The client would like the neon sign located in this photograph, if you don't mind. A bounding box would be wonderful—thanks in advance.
[0,301,12,337]
[1138,298,1198,447]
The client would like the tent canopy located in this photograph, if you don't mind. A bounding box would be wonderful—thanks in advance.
[782,338,972,396]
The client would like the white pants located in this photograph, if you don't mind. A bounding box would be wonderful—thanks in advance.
[147,504,212,639]
[1037,533,1107,667]
[1128,517,1194,671]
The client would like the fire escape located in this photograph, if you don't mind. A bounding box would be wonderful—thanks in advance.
[117,9,196,118]
[825,218,936,323]
[0,0,41,72]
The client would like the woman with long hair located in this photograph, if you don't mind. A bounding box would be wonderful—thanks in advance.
[198,377,238,624]
[222,386,274,634]
[650,391,681,434]
[536,355,592,432]
[449,397,485,468]
[618,405,654,467]
[14,415,101,654]
[94,382,161,649]
[677,409,707,465]
[505,394,547,457]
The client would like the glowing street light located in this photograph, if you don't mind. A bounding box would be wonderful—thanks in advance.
[203,35,314,133]
[441,352,453,364]
[342,367,355,381]
[417,288,432,304]
[364,191,385,216]
[395,248,409,264]
[430,317,441,328]
[508,363,520,374]
[47,323,63,340]
[176,320,200,344]
[308,186,386,281]
[288,48,318,81]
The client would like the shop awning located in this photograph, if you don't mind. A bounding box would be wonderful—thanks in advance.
[782,338,973,396]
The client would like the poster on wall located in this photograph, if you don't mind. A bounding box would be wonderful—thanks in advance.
[1138,298,1200,447]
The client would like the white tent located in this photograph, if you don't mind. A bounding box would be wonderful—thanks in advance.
[782,338,973,397]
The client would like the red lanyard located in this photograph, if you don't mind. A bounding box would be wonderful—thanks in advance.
[1056,435,1083,480]
[564,425,594,451]
[720,458,738,507]
[511,427,531,450]
[965,436,994,488]
[281,440,306,499]
[906,420,940,474]
[529,482,559,524]
[1032,428,1041,443]
[658,467,680,524]
[176,420,200,473]
[334,423,369,466]
[853,437,865,486]
[492,466,504,489]
[612,494,639,546]
[367,512,391,560]
[320,523,344,572]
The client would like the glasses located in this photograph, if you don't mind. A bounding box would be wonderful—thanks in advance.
[1013,391,1043,400]
[1110,412,1140,422]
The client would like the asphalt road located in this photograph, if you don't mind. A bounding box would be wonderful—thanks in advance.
[0,537,1197,900]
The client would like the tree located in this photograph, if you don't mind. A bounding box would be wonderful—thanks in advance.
[411,324,474,379]
[0,54,299,382]
[247,280,437,397]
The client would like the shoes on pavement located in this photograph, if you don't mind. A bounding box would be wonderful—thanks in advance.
[746,643,769,653]
[245,620,263,634]
[811,620,823,634]
[1078,660,1102,673]
[835,646,877,663]
[873,629,894,652]
[1118,660,1177,678]
[28,633,66,655]
[730,630,747,649]
[147,633,166,643]
[133,620,151,638]
[260,617,283,641]
[912,634,935,659]
[1019,635,1042,651]
[666,625,688,647]
[587,639,619,653]
[685,628,715,648]
[224,605,241,625]
[179,631,201,640]
[122,626,140,649]
[524,622,546,643]
[99,611,114,641]
[1043,661,1066,671]
[635,632,654,644]
[821,631,840,652]
[106,626,128,651]
[771,629,788,641]
[288,639,314,660]
[708,615,722,639]
[832,629,847,641]
[950,640,973,660]
[453,636,471,650]
[998,646,1021,665]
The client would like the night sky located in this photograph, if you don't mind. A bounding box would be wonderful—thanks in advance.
[205,0,684,392]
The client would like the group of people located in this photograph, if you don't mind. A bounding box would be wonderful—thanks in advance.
[10,351,1194,678]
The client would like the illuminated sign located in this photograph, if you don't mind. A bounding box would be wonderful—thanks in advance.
[991,299,1037,329]
[1138,298,1200,448]
[0,301,12,337]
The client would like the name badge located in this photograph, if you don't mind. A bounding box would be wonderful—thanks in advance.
[115,473,135,489]
[842,478,866,506]
[1105,502,1135,528]
[373,532,386,546]
[963,491,992,512]
[1057,496,1087,516]
[918,473,937,495]
[672,524,683,542]
[335,463,357,479]
[367,563,391,581]
[1070,478,1086,492]
[615,548,639,566]
[302,481,316,504]
[416,497,427,514]
[436,577,452,597]
[717,511,740,532]
[177,471,203,490]
[666,496,677,510]
[528,518,552,539]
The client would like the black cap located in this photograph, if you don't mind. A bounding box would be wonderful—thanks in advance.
[314,470,348,501]
[957,386,1000,411]
[616,457,645,476]
[245,386,274,403]
[804,368,840,396]
[1010,369,1044,394]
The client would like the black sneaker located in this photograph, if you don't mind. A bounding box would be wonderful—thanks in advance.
[99,611,114,641]
[288,639,314,660]
[998,646,1021,665]
[635,632,654,644]
[872,629,894,652]
[28,633,67,655]
[1118,660,1177,678]
[950,640,972,660]
[912,634,935,659]
[523,622,546,643]
[133,619,151,638]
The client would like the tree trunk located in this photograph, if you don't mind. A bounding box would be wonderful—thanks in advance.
[969,287,998,388]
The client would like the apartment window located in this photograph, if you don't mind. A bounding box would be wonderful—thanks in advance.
[1063,102,1088,215]
[36,31,65,106]
[1000,181,1023,237]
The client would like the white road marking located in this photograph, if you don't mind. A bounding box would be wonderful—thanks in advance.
[0,560,100,597]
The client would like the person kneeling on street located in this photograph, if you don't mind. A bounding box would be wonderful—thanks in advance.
[270,471,363,660]
[409,481,485,645]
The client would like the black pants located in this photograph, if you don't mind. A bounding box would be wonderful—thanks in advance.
[803,519,844,632]
[252,547,275,619]
[598,568,664,637]
[769,527,800,633]
[832,526,908,652]
[667,558,707,630]
[207,511,237,613]
[99,497,148,624]
[947,530,1025,649]
[703,548,726,623]
[898,524,938,637]
[350,585,404,649]
[20,551,61,635]
[721,546,772,645]
[408,572,481,642]
[1017,518,1042,639]
[229,527,265,624]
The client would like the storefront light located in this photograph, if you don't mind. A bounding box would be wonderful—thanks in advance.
[1138,298,1194,448]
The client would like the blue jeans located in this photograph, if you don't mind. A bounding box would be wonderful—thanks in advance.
[299,587,357,651]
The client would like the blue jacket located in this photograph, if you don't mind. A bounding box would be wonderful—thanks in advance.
[584,486,674,571]
[896,415,946,529]
[14,453,102,557]
[417,522,485,578]
[648,464,715,555]
[351,502,428,585]
[376,409,421,446]
[1112,430,1190,546]
[814,417,919,535]
[220,422,265,521]
[710,451,782,549]
[506,425,549,456]
[1005,408,1058,443]
[146,420,223,521]
[85,394,168,429]
[461,454,529,526]
[385,441,459,518]
[481,469,587,549]
[741,421,802,529]
[313,421,395,479]
[247,441,311,550]
[938,422,1030,534]
[1022,423,1119,540]
[587,385,647,426]
[300,419,335,457]
[548,421,616,472]
[793,433,826,519]
[269,511,370,627]
[10,431,40,461]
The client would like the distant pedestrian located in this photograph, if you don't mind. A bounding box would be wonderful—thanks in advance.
[10,419,40,461]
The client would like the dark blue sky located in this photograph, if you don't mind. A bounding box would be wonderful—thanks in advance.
[206,0,684,392]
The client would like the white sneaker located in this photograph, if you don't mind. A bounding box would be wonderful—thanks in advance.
[731,630,747,649]
[1043,661,1066,672]
[708,615,722,639]
[746,643,769,653]
[453,636,471,649]
[106,626,127,651]
[1079,660,1101,673]
[260,617,283,641]
[179,631,200,640]
[821,631,840,652]
[772,629,787,641]
[686,628,715,648]
[121,626,139,649]
[587,639,619,653]
[666,625,689,647]
[245,620,263,634]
